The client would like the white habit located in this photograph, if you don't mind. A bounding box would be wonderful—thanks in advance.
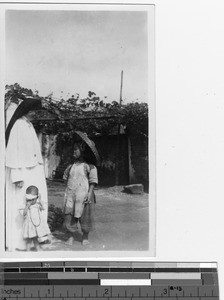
[5,116,48,251]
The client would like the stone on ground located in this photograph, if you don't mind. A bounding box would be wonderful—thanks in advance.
[123,184,144,194]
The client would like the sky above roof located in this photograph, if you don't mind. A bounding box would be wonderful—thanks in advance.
[6,8,152,103]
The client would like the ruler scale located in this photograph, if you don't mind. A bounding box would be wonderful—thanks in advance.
[0,262,219,299]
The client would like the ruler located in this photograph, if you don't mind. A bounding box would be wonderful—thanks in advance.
[0,262,219,299]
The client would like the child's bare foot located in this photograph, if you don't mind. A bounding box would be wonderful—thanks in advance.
[36,245,43,251]
[26,241,33,251]
[34,239,43,251]
[82,232,89,245]
[82,239,90,246]
[65,237,74,246]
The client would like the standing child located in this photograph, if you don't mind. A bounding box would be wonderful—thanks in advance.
[63,131,99,246]
[22,185,51,251]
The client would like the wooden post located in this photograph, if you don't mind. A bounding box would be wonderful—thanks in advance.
[115,71,123,185]
[119,70,123,105]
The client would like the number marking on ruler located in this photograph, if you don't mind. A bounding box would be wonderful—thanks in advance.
[0,262,219,299]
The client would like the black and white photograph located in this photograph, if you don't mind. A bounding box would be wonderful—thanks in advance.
[0,3,155,258]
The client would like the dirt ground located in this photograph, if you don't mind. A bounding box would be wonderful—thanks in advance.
[44,180,149,252]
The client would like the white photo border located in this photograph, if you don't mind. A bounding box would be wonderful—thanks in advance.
[0,1,156,261]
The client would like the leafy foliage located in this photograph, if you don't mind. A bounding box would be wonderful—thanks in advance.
[5,83,148,152]
[5,83,35,101]
[122,102,148,138]
[5,83,37,110]
[47,204,64,232]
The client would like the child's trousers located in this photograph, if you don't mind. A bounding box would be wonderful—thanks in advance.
[63,202,94,235]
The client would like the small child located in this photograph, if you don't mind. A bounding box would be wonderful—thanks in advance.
[63,131,99,246]
[22,185,51,251]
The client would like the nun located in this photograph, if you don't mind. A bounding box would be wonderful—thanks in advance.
[5,97,49,251]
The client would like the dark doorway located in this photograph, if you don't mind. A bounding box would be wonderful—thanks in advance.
[94,135,129,186]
